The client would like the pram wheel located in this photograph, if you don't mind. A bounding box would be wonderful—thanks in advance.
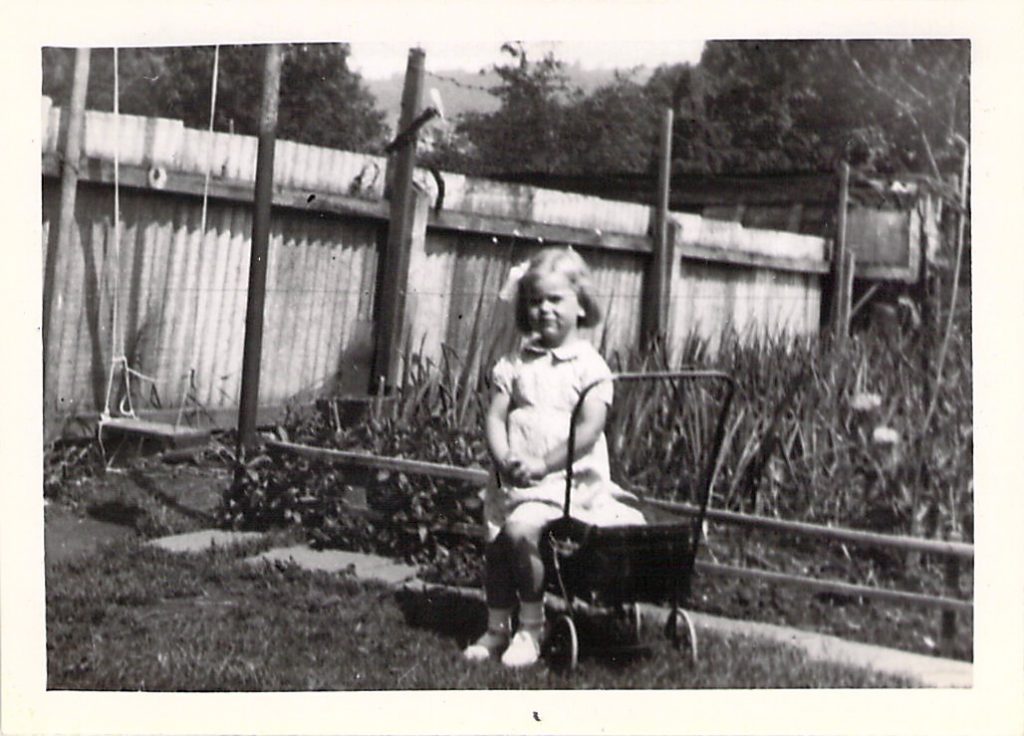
[665,607,698,665]
[546,614,579,671]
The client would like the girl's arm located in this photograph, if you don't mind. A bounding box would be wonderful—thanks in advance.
[485,389,513,471]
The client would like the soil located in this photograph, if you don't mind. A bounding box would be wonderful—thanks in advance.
[44,454,230,564]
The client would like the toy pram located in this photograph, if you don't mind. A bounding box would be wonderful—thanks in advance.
[540,370,737,670]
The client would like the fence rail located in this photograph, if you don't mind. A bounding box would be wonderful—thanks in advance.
[264,439,972,562]
[262,436,973,651]
[43,152,836,276]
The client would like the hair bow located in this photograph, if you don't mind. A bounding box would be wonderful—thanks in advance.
[498,260,531,302]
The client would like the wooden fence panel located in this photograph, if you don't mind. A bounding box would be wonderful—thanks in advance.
[667,213,824,354]
[42,101,832,432]
[407,214,648,375]
[41,177,382,420]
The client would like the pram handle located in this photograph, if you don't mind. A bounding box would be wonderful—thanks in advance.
[564,370,737,531]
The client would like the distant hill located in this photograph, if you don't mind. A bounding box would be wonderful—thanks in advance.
[364,63,656,132]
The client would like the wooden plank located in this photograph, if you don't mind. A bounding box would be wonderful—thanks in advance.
[835,250,855,339]
[695,561,972,613]
[854,263,917,283]
[42,153,392,222]
[237,44,283,457]
[373,48,425,392]
[258,440,974,614]
[44,152,651,253]
[850,282,882,320]
[66,405,288,439]
[427,209,651,254]
[941,557,962,656]
[676,242,830,275]
[645,498,974,560]
[263,440,974,561]
[828,162,850,333]
[44,153,834,277]
[265,438,491,485]
[44,48,90,444]
[99,416,210,440]
[641,107,674,345]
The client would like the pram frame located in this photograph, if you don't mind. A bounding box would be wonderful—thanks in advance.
[543,370,737,669]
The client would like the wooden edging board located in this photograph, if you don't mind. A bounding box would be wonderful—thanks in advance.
[263,439,973,561]
[263,439,972,613]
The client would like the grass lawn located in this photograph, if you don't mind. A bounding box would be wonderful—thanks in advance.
[46,538,915,690]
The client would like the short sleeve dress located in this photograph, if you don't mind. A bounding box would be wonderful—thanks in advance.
[483,337,645,540]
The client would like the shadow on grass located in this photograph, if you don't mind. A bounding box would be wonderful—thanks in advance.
[393,586,659,672]
[127,467,218,526]
[86,500,147,527]
[394,587,486,647]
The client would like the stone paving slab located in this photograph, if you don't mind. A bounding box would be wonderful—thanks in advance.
[146,532,972,688]
[245,545,419,585]
[679,607,972,688]
[147,529,264,553]
[401,580,972,689]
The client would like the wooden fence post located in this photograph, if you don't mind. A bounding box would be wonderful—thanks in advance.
[836,250,855,339]
[940,555,960,657]
[236,43,282,460]
[372,48,425,393]
[830,161,852,339]
[641,107,674,349]
[43,47,90,440]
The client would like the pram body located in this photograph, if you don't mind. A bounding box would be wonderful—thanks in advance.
[539,370,737,670]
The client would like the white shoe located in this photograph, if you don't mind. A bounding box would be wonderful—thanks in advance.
[501,629,542,668]
[463,630,509,662]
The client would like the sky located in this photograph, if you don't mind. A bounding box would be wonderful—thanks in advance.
[347,39,707,80]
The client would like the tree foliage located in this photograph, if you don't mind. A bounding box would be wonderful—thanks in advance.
[425,44,674,176]
[42,40,970,179]
[696,40,969,175]
[426,40,969,179]
[42,44,389,153]
[425,42,583,175]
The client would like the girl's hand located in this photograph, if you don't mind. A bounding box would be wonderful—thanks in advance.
[495,453,520,486]
[508,455,547,485]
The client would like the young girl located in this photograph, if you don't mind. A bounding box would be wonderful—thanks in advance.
[464,247,645,668]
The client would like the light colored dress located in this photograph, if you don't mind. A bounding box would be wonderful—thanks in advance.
[483,337,646,541]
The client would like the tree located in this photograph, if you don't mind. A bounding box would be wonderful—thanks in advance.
[426,44,672,176]
[559,71,661,174]
[436,42,583,174]
[644,62,724,174]
[42,44,389,153]
[694,40,970,175]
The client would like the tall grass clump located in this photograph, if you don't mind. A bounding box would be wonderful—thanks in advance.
[223,289,972,561]
[608,307,971,545]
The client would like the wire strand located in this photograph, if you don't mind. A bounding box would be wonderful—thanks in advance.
[177,45,221,430]
[425,69,498,97]
[102,47,124,419]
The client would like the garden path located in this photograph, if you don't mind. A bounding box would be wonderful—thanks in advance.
[141,528,972,688]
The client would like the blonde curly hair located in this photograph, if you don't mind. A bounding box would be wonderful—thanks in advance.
[514,247,602,334]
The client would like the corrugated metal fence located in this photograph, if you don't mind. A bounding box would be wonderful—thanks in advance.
[41,99,827,434]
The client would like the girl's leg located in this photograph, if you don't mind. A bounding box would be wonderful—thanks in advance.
[500,505,559,667]
[463,539,515,661]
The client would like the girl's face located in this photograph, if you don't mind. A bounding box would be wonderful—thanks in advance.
[525,271,584,347]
